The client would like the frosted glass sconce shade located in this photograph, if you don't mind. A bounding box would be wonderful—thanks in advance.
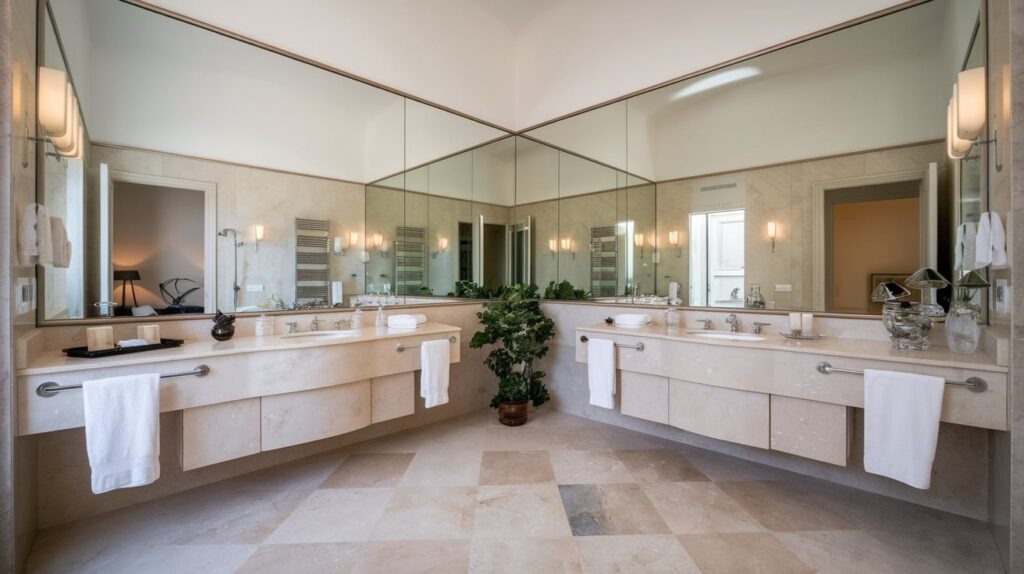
[38,67,68,137]
[956,67,986,140]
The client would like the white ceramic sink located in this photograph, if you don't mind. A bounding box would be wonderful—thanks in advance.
[282,330,357,340]
[686,330,767,342]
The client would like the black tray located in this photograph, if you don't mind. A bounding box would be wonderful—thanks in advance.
[62,338,185,358]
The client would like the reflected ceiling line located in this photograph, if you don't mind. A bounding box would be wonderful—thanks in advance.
[367,134,514,187]
[652,138,945,186]
[89,141,369,187]
[513,181,655,209]
[516,0,927,134]
[516,133,654,185]
[120,0,517,134]
[363,184,512,211]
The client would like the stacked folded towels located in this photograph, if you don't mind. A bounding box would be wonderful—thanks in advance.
[613,313,652,328]
[387,314,428,329]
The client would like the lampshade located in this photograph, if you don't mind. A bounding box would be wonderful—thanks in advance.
[905,267,950,289]
[956,270,990,289]
[668,230,679,246]
[114,270,141,281]
[950,90,973,155]
[957,67,986,140]
[871,281,911,302]
[37,67,68,137]
[62,121,83,160]
[947,102,964,159]
[52,92,78,153]
[767,221,777,239]
[548,239,557,251]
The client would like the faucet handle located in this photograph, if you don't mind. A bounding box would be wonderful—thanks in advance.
[697,319,713,330]
[753,321,771,334]
[284,321,298,334]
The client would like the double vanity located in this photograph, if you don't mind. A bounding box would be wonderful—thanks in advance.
[576,322,1007,467]
[16,324,461,470]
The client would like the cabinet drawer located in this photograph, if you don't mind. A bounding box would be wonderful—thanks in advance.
[261,381,371,451]
[372,372,415,423]
[669,379,769,449]
[621,371,669,424]
[770,396,851,466]
[181,398,261,470]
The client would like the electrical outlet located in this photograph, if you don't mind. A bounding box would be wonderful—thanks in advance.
[246,284,264,293]
[774,284,792,292]
[995,279,1009,315]
[15,277,34,315]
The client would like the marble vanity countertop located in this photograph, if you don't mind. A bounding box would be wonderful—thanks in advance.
[17,323,461,376]
[577,323,1007,373]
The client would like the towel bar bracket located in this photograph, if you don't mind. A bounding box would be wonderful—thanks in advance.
[579,335,645,352]
[35,364,211,398]
[816,361,986,392]
[395,335,457,353]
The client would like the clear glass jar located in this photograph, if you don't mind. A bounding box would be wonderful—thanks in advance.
[746,284,765,308]
[945,304,981,353]
[665,307,680,330]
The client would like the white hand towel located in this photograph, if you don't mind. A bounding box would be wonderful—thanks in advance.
[954,222,977,271]
[614,313,652,327]
[587,338,616,409]
[420,339,450,408]
[34,204,53,266]
[50,216,71,268]
[83,373,161,494]
[990,212,1007,267]
[17,203,40,264]
[974,213,992,269]
[863,369,945,489]
[388,314,427,329]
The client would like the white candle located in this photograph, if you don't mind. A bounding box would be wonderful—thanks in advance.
[801,313,814,334]
[788,312,802,333]
[87,326,115,352]
[137,324,160,345]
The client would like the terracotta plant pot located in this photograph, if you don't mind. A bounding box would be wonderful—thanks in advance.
[497,400,529,426]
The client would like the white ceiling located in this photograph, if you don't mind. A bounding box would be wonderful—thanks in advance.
[143,0,909,130]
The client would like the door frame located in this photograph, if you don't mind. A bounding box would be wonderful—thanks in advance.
[811,168,927,311]
[108,169,218,313]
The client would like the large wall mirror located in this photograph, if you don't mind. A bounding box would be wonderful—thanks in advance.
[37,0,508,321]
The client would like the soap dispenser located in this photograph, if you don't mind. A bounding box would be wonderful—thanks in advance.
[375,304,385,327]
[351,308,364,330]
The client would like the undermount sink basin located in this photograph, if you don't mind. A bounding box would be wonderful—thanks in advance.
[282,330,358,340]
[686,330,767,342]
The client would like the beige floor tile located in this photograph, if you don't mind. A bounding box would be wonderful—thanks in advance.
[469,538,582,574]
[400,450,482,486]
[576,535,700,574]
[168,488,313,545]
[864,527,1005,573]
[351,430,426,453]
[558,483,671,536]
[678,447,793,481]
[479,451,556,485]
[237,543,362,574]
[352,540,471,574]
[616,449,710,482]
[224,452,348,491]
[679,532,814,574]
[546,427,620,450]
[643,482,764,534]
[266,489,393,543]
[118,544,258,574]
[483,426,556,451]
[370,486,476,540]
[319,453,415,488]
[473,484,572,538]
[775,530,925,574]
[415,423,487,451]
[716,481,857,531]
[550,450,633,484]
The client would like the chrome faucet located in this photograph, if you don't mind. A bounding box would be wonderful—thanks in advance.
[725,313,740,333]
[753,321,771,335]
[697,319,714,330]
[284,321,298,334]
[310,315,322,332]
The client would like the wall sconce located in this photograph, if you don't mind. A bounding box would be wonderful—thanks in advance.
[253,224,264,251]
[372,234,390,258]
[560,237,574,260]
[38,67,68,138]
[51,92,79,155]
[767,221,777,253]
[668,230,682,258]
[548,239,557,259]
[947,67,1000,169]
[634,233,645,259]
[333,231,359,256]
[432,236,448,259]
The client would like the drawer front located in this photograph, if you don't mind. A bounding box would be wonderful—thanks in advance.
[181,398,261,471]
[669,379,769,449]
[621,371,669,424]
[261,381,371,451]
[770,395,851,466]
[372,372,415,423]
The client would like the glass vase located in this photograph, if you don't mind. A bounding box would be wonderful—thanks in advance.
[945,305,980,354]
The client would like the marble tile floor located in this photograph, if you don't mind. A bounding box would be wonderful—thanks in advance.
[25,408,1005,574]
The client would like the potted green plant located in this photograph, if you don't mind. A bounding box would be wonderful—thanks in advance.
[469,284,555,426]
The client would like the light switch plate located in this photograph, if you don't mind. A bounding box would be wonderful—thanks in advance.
[995,279,1009,315]
[246,284,264,292]
[774,284,792,292]
[15,277,34,315]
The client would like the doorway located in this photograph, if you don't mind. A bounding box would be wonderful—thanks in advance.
[689,209,745,307]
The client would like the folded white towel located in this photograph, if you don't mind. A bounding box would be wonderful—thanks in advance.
[50,216,72,268]
[420,339,450,408]
[131,305,158,317]
[975,213,992,269]
[587,338,616,409]
[990,212,1007,267]
[18,203,53,265]
[117,339,149,348]
[614,313,652,327]
[83,373,161,494]
[954,222,977,271]
[388,314,427,329]
[863,369,945,489]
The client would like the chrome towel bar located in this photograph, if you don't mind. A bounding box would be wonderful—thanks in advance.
[395,335,457,352]
[816,361,986,392]
[35,364,211,398]
[579,335,645,352]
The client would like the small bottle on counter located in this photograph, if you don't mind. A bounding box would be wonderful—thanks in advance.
[375,305,385,327]
[351,308,364,330]
[254,314,271,337]
[665,307,680,330]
